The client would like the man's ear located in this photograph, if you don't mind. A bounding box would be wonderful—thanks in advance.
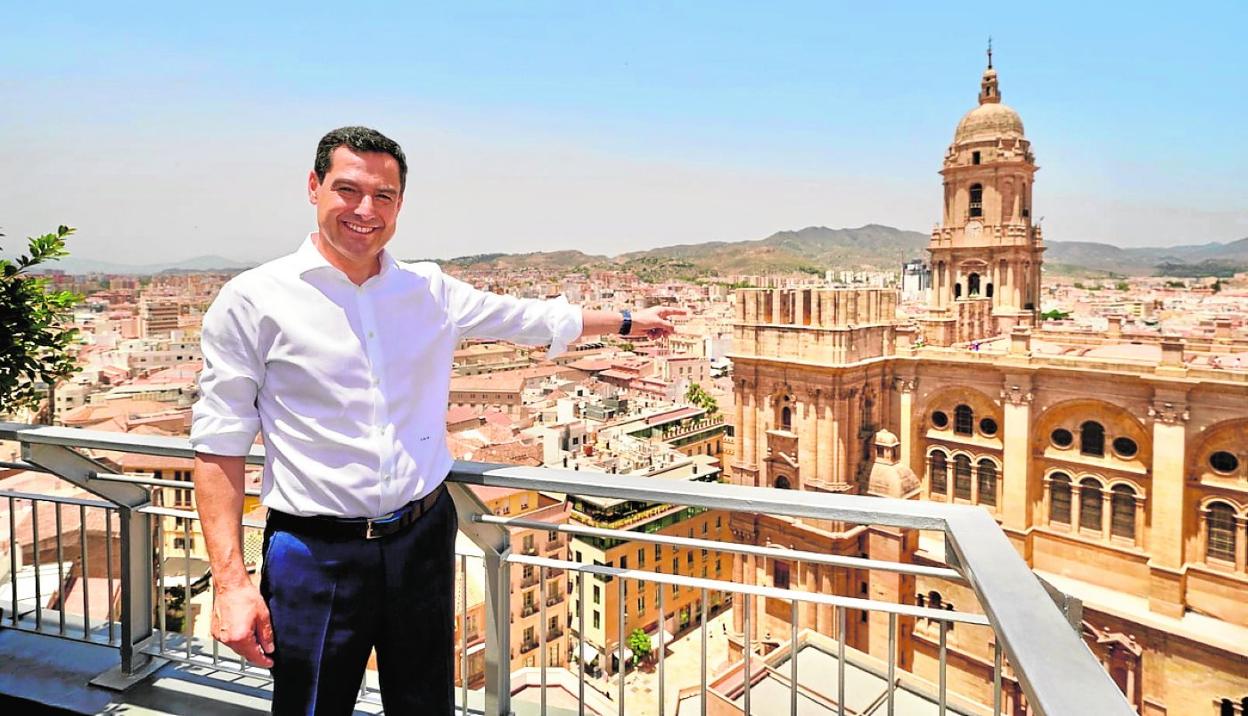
[308,170,320,205]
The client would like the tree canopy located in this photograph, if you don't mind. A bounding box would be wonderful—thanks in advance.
[0,226,83,416]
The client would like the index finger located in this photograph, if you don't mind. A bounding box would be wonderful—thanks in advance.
[231,636,274,668]
[658,307,689,319]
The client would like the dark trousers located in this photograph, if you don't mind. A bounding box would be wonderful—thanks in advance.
[260,488,457,715]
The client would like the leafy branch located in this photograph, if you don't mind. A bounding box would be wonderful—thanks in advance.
[0,225,84,416]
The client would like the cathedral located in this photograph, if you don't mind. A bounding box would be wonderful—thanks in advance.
[728,54,1248,714]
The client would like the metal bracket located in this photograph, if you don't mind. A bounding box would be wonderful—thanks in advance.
[1036,575,1084,633]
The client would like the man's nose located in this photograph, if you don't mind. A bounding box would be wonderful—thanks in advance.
[356,194,377,219]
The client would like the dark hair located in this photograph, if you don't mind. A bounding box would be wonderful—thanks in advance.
[313,126,408,193]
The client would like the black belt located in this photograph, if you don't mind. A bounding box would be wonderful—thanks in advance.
[267,486,446,541]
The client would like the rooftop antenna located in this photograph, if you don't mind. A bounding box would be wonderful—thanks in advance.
[987,36,993,68]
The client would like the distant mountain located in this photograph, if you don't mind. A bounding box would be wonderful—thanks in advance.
[431,225,1248,280]
[1044,237,1248,276]
[436,225,932,280]
[29,254,254,275]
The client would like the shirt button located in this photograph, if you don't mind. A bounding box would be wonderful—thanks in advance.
[367,331,375,339]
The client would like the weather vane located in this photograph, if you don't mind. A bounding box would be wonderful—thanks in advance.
[987,36,993,69]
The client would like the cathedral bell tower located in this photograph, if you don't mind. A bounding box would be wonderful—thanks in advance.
[924,45,1045,345]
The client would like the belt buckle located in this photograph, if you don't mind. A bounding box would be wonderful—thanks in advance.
[365,518,382,540]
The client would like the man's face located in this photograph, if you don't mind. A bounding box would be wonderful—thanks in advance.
[307,146,403,270]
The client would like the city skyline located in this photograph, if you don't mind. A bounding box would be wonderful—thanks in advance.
[2,2,1246,265]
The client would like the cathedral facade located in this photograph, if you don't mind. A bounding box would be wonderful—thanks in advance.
[728,59,1248,715]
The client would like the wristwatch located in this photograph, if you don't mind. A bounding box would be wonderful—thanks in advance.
[619,309,633,336]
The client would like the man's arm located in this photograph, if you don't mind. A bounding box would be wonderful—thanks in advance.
[579,307,686,340]
[193,454,274,667]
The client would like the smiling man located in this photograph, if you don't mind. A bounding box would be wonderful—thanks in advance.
[190,126,682,715]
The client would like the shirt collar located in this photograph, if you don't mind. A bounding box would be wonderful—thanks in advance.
[294,233,399,283]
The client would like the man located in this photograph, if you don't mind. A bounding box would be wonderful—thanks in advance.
[190,126,682,715]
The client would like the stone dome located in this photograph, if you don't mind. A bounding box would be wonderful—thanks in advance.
[954,102,1025,144]
[953,62,1025,144]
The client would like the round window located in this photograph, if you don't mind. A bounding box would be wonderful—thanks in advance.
[1209,451,1240,475]
[979,417,998,437]
[931,411,949,429]
[1051,428,1073,448]
[1112,437,1138,459]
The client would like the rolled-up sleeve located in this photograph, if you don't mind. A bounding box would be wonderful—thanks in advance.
[190,283,264,456]
[442,273,583,357]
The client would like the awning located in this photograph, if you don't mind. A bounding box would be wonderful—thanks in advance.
[649,628,675,646]
[579,643,600,663]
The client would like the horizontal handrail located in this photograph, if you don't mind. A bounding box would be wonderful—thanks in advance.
[509,554,989,626]
[0,421,1134,715]
[479,514,965,582]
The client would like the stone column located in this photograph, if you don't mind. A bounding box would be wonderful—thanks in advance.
[804,563,818,630]
[740,382,757,484]
[732,551,745,633]
[798,388,819,488]
[816,390,833,483]
[1235,516,1247,574]
[970,461,980,505]
[818,566,834,637]
[1000,376,1034,535]
[1071,484,1083,533]
[1100,490,1112,537]
[833,388,856,486]
[755,393,771,481]
[1147,390,1189,617]
[895,377,918,474]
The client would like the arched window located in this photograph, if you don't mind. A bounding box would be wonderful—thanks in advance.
[1050,473,1072,524]
[985,282,994,298]
[954,405,974,436]
[780,406,792,432]
[954,455,973,500]
[1080,479,1103,532]
[968,273,981,296]
[1080,421,1105,457]
[929,451,948,495]
[774,475,791,490]
[977,459,998,507]
[1206,502,1237,563]
[969,184,983,217]
[1110,485,1136,540]
[954,282,963,299]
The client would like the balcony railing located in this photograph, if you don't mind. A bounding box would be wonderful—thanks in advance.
[0,421,1134,716]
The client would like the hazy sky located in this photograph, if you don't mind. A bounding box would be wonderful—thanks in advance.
[2,2,1245,265]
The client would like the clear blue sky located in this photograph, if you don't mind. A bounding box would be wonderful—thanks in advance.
[2,1,1245,264]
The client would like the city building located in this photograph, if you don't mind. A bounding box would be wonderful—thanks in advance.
[727,57,1248,714]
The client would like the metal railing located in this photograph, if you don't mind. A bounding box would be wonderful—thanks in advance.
[0,421,1134,716]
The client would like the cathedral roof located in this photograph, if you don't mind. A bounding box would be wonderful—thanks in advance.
[953,62,1025,144]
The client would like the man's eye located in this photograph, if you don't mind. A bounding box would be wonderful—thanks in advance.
[376,195,394,204]
[337,187,357,195]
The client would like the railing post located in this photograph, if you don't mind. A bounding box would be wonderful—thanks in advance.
[20,441,167,689]
[448,480,513,716]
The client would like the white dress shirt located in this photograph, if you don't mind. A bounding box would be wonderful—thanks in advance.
[190,235,583,518]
